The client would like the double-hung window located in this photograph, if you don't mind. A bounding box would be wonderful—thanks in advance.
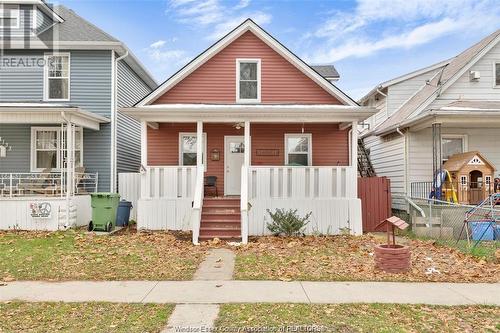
[441,135,467,163]
[179,133,207,167]
[31,127,82,171]
[0,5,20,29]
[285,134,312,166]
[236,59,260,103]
[44,53,70,100]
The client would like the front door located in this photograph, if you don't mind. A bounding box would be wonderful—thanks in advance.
[225,136,245,195]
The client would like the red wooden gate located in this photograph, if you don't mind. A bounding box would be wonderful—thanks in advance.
[358,177,392,232]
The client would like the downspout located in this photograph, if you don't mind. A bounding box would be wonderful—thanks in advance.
[111,50,129,192]
[348,128,352,166]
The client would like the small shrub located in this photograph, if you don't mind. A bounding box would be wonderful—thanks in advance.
[266,208,311,237]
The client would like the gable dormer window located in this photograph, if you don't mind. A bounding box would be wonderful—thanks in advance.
[44,53,70,101]
[0,5,20,29]
[236,59,261,103]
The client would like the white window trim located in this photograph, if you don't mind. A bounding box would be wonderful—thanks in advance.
[236,58,261,103]
[441,134,468,161]
[43,52,71,101]
[178,132,207,170]
[460,175,468,187]
[493,61,500,88]
[485,175,492,186]
[284,133,312,166]
[30,126,83,172]
[0,5,20,29]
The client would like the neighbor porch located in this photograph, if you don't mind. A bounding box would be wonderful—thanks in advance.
[0,103,108,230]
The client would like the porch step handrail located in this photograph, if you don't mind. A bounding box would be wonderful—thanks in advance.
[191,166,204,245]
[240,165,249,244]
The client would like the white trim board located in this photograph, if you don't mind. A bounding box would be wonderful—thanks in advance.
[137,19,357,107]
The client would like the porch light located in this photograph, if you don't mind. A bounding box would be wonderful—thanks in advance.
[211,148,220,161]
[233,122,244,130]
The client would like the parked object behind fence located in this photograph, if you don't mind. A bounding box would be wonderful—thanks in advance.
[374,216,411,273]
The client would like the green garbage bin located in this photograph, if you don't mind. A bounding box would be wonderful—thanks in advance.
[89,193,120,232]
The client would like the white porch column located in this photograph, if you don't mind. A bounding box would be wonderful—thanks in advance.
[196,120,203,168]
[140,121,148,167]
[351,121,358,198]
[244,121,250,166]
[65,122,74,228]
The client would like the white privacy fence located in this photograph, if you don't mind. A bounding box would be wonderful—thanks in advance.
[140,166,197,198]
[0,172,98,198]
[248,166,357,199]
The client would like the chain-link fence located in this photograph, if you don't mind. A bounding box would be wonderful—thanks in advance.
[396,194,499,256]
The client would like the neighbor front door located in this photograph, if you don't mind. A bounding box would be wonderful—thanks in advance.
[225,136,245,195]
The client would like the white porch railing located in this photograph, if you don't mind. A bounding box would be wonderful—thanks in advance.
[248,166,357,199]
[0,172,98,198]
[140,166,197,199]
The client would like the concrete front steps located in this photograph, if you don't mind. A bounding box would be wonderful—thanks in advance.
[199,197,241,241]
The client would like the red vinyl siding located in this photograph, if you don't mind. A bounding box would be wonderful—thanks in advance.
[147,123,349,195]
[153,31,341,104]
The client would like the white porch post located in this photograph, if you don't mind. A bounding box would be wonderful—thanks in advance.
[140,121,148,167]
[140,120,148,199]
[351,121,358,198]
[65,122,74,227]
[196,120,203,169]
[244,121,250,166]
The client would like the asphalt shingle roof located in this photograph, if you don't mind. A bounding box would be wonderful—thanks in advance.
[375,28,500,134]
[38,5,119,42]
[310,65,340,79]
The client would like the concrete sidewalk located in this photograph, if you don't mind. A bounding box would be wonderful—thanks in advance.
[1,281,499,305]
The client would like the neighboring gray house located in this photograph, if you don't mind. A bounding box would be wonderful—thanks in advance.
[0,1,156,194]
[360,29,500,210]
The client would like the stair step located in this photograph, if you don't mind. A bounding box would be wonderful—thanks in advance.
[198,235,241,242]
[202,207,239,214]
[200,221,240,228]
[202,213,240,221]
[199,229,241,237]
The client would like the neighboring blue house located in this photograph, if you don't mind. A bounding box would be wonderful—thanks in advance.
[0,1,156,230]
[0,1,156,193]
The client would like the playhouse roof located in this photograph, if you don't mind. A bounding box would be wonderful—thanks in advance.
[443,151,496,172]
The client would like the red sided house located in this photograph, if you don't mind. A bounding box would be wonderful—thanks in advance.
[122,19,375,244]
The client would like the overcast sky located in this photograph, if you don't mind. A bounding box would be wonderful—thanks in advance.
[58,0,500,99]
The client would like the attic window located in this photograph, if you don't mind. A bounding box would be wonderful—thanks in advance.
[236,59,261,103]
[0,5,19,29]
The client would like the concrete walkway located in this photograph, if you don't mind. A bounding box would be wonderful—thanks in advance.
[193,248,235,281]
[1,281,499,305]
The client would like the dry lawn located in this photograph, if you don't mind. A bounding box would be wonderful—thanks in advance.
[0,229,206,281]
[233,234,500,282]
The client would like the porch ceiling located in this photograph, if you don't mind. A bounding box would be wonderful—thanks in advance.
[120,104,376,123]
[0,103,110,130]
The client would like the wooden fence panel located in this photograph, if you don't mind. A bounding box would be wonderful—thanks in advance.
[358,177,392,232]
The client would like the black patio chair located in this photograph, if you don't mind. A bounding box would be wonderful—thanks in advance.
[204,176,218,197]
